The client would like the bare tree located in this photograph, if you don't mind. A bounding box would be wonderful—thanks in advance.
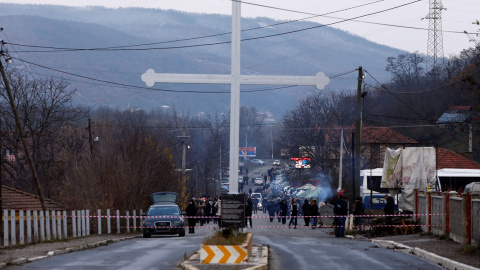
[0,69,87,195]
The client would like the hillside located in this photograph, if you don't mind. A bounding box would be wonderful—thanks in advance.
[0,4,405,118]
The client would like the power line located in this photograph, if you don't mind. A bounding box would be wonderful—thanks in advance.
[364,69,480,151]
[8,0,433,54]
[5,0,385,53]
[8,55,356,94]
[364,69,480,94]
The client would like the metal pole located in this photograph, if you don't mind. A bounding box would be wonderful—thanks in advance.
[354,66,363,201]
[228,0,241,194]
[88,118,93,156]
[338,130,343,190]
[0,118,2,234]
[351,132,355,203]
[195,161,198,197]
[271,128,273,159]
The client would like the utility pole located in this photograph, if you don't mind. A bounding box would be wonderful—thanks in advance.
[0,55,47,211]
[271,128,274,159]
[0,118,2,232]
[178,129,189,188]
[354,66,363,202]
[195,161,199,197]
[338,129,344,190]
[426,0,445,74]
[88,118,93,156]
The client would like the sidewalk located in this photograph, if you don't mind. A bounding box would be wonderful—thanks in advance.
[0,234,138,268]
[350,234,480,270]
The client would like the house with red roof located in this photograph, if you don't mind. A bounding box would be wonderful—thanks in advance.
[1,185,66,211]
[435,148,480,191]
[324,125,420,170]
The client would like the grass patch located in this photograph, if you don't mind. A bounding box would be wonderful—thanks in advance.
[463,243,480,258]
[437,234,452,241]
[41,238,70,244]
[203,229,248,245]
[419,231,433,236]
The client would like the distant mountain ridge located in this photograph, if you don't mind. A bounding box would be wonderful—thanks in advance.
[0,4,404,118]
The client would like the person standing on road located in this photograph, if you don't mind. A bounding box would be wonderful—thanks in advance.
[288,198,299,229]
[212,198,219,224]
[197,200,205,226]
[276,197,281,222]
[252,196,259,214]
[185,199,197,234]
[267,198,276,222]
[245,197,253,228]
[302,199,310,227]
[353,196,365,232]
[262,197,268,213]
[215,197,222,226]
[205,199,212,224]
[279,199,288,224]
[334,195,348,237]
[384,194,395,234]
[310,199,319,229]
[248,187,253,196]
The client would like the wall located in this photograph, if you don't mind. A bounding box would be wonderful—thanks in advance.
[431,196,443,235]
[417,194,427,232]
[472,199,480,244]
[449,197,463,243]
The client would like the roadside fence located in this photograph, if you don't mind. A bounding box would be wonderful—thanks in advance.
[415,190,480,245]
[1,209,145,247]
[0,210,444,247]
[1,190,478,247]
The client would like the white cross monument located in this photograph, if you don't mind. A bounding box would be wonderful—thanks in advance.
[141,1,330,194]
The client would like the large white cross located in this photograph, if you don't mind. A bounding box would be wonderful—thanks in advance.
[142,1,329,194]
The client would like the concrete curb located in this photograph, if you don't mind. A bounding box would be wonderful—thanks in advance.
[180,253,201,270]
[372,239,479,270]
[0,236,138,269]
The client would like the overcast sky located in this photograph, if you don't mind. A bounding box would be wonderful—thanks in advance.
[2,0,479,56]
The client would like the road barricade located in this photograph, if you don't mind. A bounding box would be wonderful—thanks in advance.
[200,232,253,264]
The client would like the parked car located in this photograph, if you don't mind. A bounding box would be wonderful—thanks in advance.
[251,192,262,201]
[238,177,244,184]
[363,195,398,210]
[222,183,230,192]
[254,177,264,186]
[251,159,265,165]
[142,192,185,238]
[251,193,263,208]
[220,177,229,183]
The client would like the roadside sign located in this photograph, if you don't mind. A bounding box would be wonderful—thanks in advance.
[221,193,246,228]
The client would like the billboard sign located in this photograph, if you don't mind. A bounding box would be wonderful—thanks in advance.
[291,157,311,169]
[239,147,256,157]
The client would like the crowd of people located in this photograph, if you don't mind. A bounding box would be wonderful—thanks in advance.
[184,196,222,234]
[184,168,397,237]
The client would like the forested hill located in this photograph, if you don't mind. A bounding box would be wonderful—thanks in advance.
[0,4,404,118]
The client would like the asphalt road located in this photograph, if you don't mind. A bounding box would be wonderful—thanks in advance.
[8,214,443,270]
[251,215,442,270]
[6,160,443,270]
[5,231,210,270]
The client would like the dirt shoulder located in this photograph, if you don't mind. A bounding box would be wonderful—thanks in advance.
[372,233,480,269]
[0,234,139,267]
